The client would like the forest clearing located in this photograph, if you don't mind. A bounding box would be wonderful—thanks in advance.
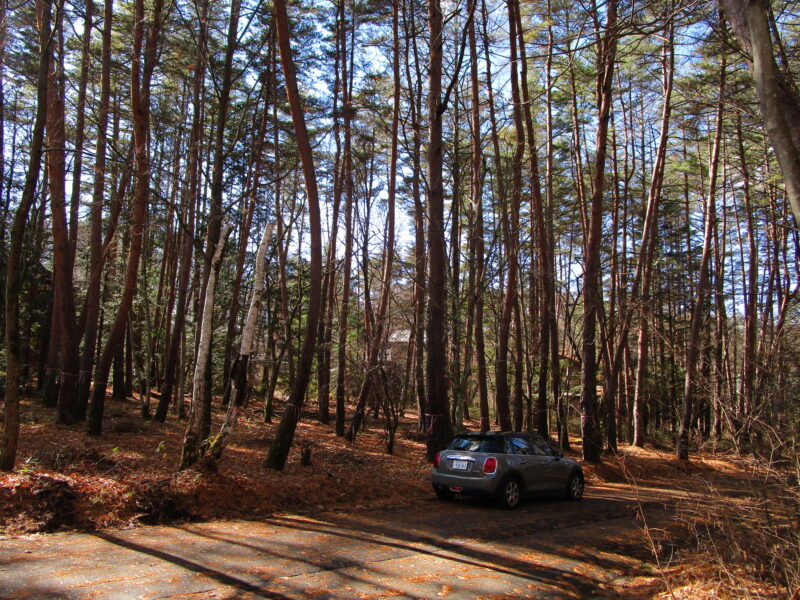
[1,393,798,599]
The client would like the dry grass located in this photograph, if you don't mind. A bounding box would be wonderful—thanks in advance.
[603,444,800,600]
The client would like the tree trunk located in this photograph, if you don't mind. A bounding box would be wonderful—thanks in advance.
[0,0,51,471]
[513,0,549,437]
[545,0,565,448]
[87,0,164,436]
[208,223,274,460]
[722,0,800,226]
[334,0,354,438]
[180,225,231,469]
[424,0,454,460]
[317,14,341,426]
[264,0,323,471]
[46,0,81,425]
[346,0,399,443]
[155,0,207,422]
[77,0,113,420]
[495,0,524,434]
[581,0,617,463]
[677,52,726,461]
[68,0,93,267]
[633,26,676,447]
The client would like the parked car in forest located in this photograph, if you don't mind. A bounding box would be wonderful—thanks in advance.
[431,432,584,509]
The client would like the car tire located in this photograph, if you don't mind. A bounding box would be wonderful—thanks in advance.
[434,485,455,501]
[497,476,522,509]
[565,471,584,501]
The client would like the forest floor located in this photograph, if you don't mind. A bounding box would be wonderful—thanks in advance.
[0,393,797,599]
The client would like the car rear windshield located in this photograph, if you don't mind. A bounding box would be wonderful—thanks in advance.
[447,436,503,453]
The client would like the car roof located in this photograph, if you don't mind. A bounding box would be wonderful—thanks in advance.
[455,431,545,439]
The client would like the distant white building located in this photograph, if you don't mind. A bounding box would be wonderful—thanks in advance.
[387,329,412,364]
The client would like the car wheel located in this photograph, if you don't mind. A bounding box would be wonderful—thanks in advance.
[565,471,584,501]
[434,485,455,501]
[497,477,522,509]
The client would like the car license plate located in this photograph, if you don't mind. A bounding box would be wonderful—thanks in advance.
[452,460,469,470]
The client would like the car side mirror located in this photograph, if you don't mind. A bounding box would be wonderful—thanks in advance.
[554,451,563,459]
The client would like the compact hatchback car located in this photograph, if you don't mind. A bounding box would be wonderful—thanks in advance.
[431,432,584,508]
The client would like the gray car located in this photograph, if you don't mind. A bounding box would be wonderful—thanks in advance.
[431,432,584,509]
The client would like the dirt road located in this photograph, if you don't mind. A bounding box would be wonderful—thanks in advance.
[0,483,674,599]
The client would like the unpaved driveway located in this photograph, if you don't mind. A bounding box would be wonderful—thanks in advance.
[0,483,676,599]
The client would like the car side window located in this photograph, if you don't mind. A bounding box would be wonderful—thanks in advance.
[531,440,553,456]
[507,437,533,455]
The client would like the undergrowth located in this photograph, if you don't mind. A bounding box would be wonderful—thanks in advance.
[626,441,800,600]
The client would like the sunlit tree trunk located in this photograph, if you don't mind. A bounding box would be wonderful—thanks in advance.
[581,0,617,463]
[1,0,51,471]
[346,0,399,442]
[265,0,323,470]
[677,51,726,461]
[180,224,231,469]
[335,0,354,438]
[633,27,675,447]
[513,0,549,437]
[317,15,341,425]
[545,0,565,448]
[45,0,81,425]
[722,0,800,226]
[87,0,164,436]
[77,0,113,420]
[424,0,453,459]
[495,0,524,433]
[208,223,274,461]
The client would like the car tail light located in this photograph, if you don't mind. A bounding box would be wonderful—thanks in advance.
[433,452,441,469]
[483,457,497,474]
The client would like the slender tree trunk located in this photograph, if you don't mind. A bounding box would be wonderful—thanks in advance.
[449,98,464,430]
[469,0,489,433]
[196,0,241,419]
[264,0,323,470]
[677,52,726,460]
[45,0,81,425]
[180,225,231,469]
[317,16,340,425]
[334,0,355,438]
[208,223,274,460]
[156,0,206,421]
[581,0,617,463]
[1,0,51,471]
[495,0,524,433]
[545,0,565,448]
[68,0,92,267]
[222,186,256,406]
[346,0,399,442]
[424,0,454,460]
[87,0,163,435]
[77,0,113,419]
[736,114,758,436]
[633,27,676,447]
[399,0,427,430]
[513,0,549,437]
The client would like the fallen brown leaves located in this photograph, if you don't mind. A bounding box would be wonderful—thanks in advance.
[1,394,431,535]
[2,393,797,600]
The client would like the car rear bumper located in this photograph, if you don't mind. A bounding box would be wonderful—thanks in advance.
[431,471,500,495]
